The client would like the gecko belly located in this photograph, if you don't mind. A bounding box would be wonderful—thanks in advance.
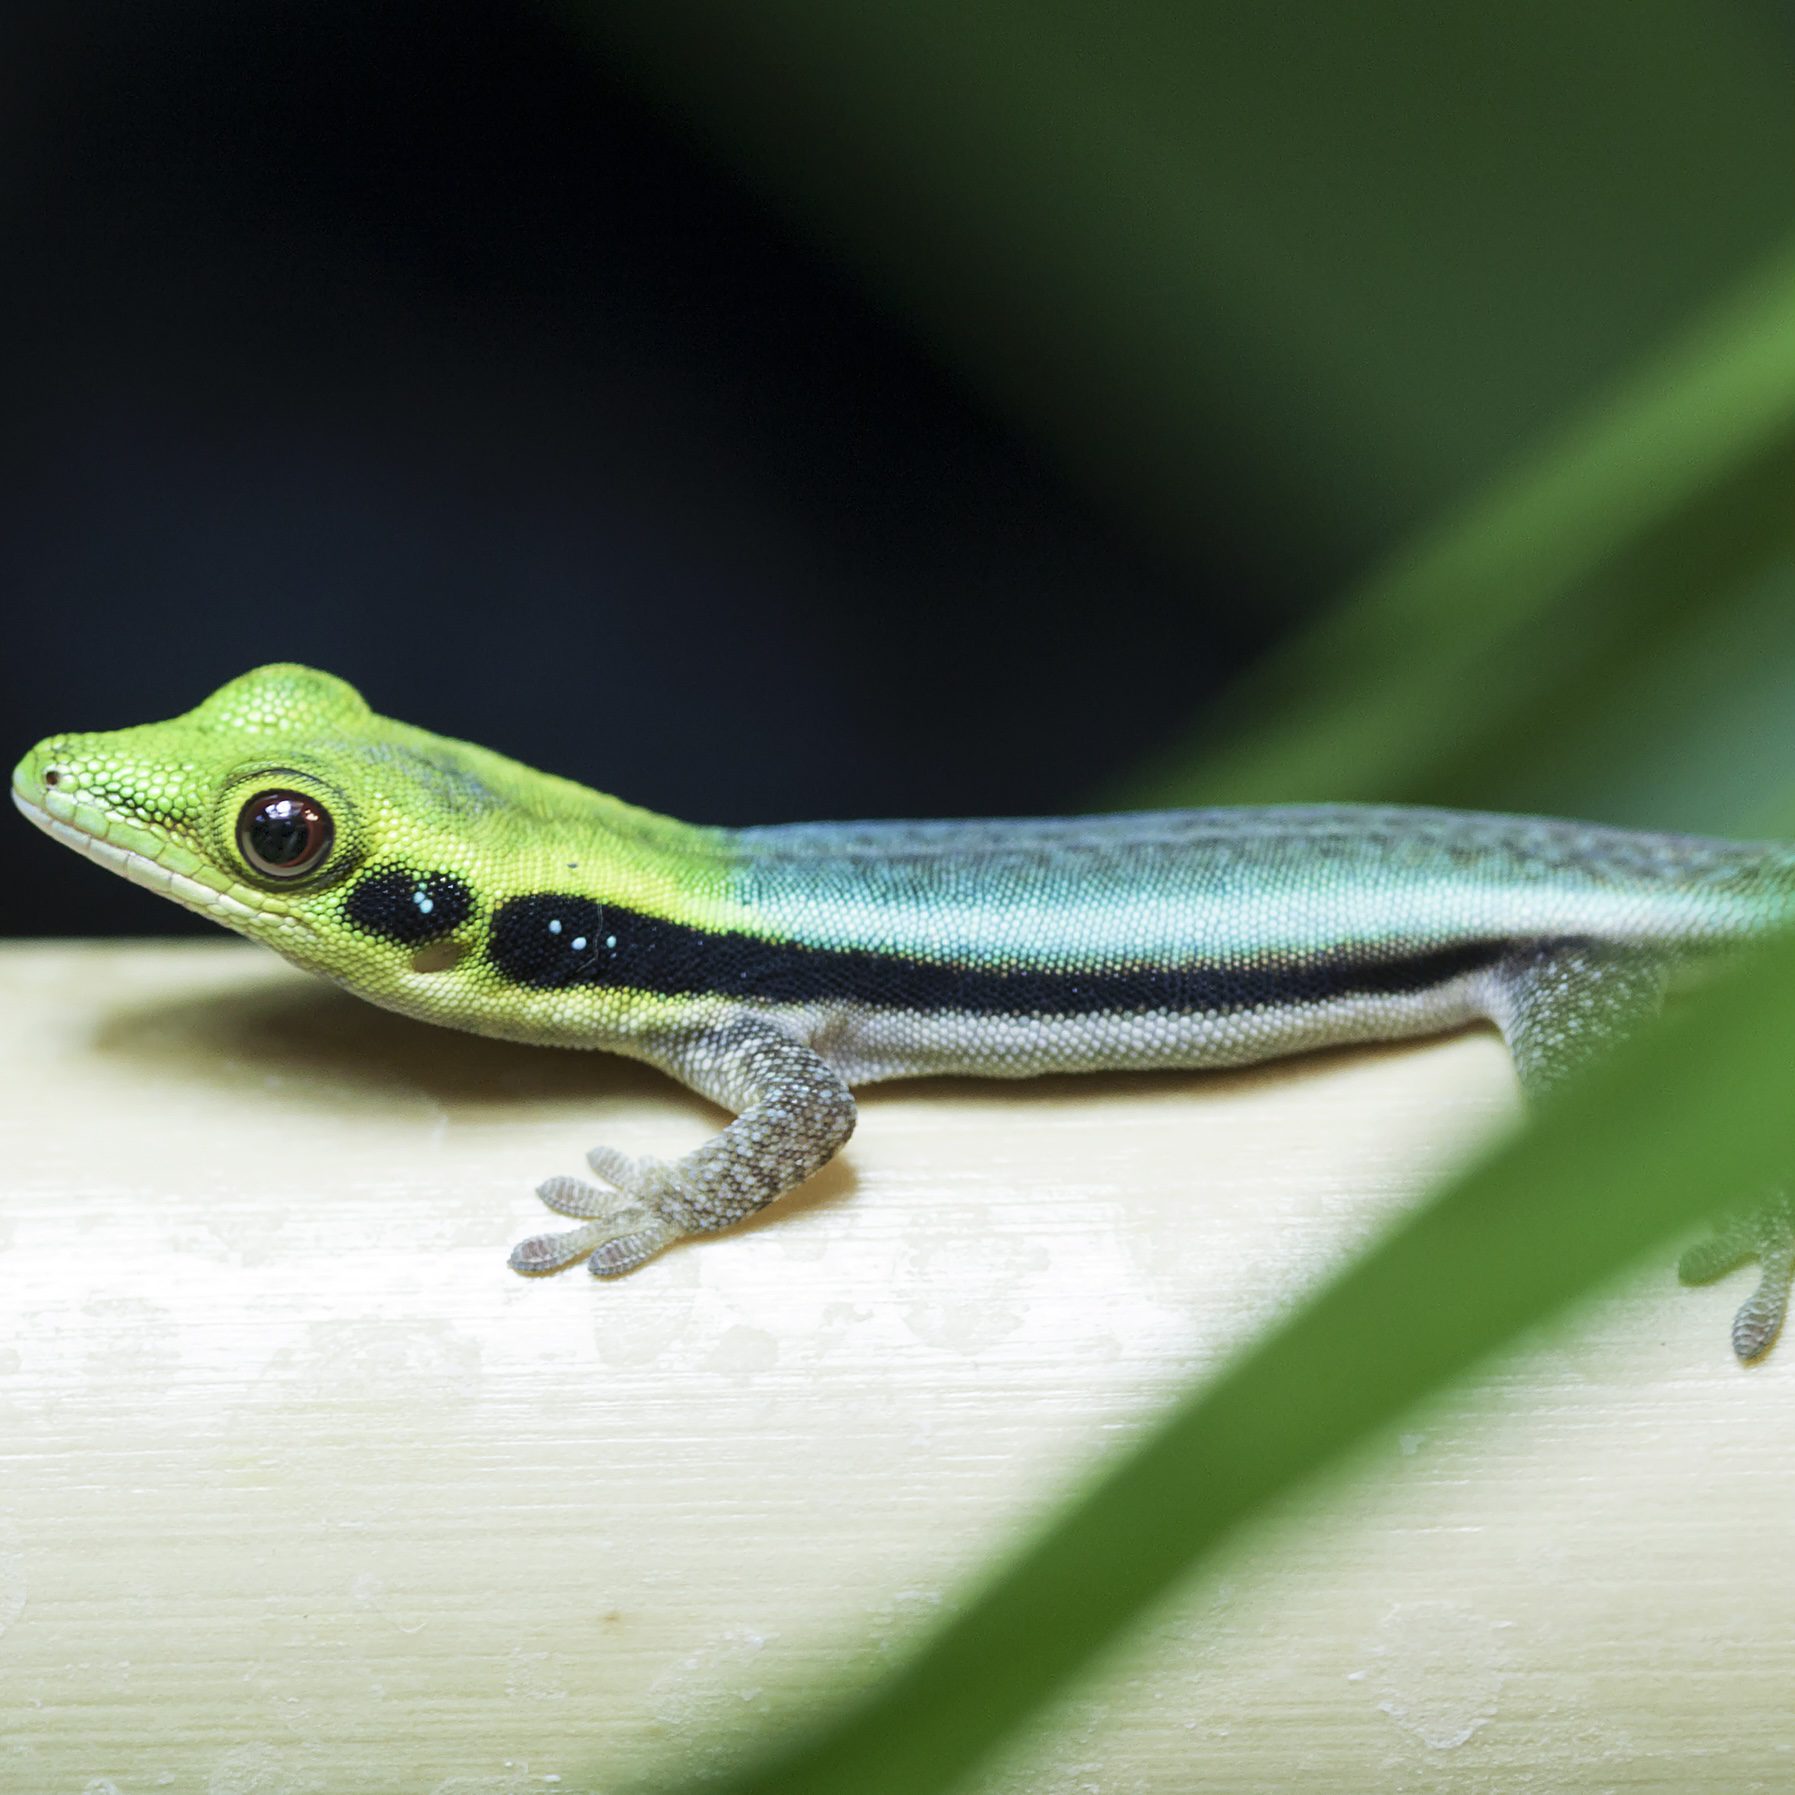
[796,965,1499,1084]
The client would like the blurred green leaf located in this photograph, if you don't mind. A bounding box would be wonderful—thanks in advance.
[667,916,1795,1795]
[1117,241,1795,820]
[569,1,1795,584]
[561,9,1795,1794]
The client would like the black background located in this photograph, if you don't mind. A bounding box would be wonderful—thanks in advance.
[1,0,1305,937]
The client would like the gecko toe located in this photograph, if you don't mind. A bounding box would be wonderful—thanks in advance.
[586,1144,644,1186]
[1732,1278,1790,1363]
[587,1214,680,1277]
[1679,1223,1757,1287]
[535,1174,623,1220]
[509,1221,611,1274]
[1680,1194,1795,1363]
[512,1172,683,1276]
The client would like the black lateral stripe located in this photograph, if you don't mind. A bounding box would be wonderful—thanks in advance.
[488,893,1507,1016]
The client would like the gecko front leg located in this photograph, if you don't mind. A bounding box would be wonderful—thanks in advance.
[508,1017,858,1278]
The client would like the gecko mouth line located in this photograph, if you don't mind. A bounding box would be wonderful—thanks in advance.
[12,781,264,928]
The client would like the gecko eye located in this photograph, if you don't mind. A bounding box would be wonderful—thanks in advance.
[237,790,335,880]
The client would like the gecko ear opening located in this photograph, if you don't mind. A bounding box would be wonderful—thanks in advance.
[410,939,467,974]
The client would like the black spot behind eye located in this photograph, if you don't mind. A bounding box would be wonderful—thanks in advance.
[238,790,334,879]
[344,867,473,945]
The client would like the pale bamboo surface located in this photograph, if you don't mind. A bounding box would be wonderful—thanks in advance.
[1,940,1790,1794]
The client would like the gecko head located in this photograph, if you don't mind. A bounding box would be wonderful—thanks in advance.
[11,664,507,987]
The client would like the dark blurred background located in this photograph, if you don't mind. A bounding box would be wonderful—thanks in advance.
[5,0,1791,935]
[1,0,1278,936]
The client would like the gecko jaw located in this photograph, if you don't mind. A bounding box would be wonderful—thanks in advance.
[11,777,270,931]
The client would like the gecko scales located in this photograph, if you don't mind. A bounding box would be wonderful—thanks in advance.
[13,664,1792,1358]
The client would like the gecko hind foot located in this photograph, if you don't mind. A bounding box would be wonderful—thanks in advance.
[507,1157,683,1279]
[1678,1193,1795,1363]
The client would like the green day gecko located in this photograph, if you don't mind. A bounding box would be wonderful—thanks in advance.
[12,664,1794,1357]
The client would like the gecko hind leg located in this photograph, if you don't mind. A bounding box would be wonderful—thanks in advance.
[1678,1193,1795,1363]
[1481,938,1667,1105]
[1484,940,1792,1363]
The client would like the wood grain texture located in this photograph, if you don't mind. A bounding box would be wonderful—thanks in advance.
[0,940,1788,1793]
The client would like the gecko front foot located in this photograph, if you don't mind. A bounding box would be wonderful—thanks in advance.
[1678,1193,1795,1363]
[506,1026,857,1283]
[507,1147,689,1279]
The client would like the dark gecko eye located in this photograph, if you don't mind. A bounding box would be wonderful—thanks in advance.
[237,790,334,880]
